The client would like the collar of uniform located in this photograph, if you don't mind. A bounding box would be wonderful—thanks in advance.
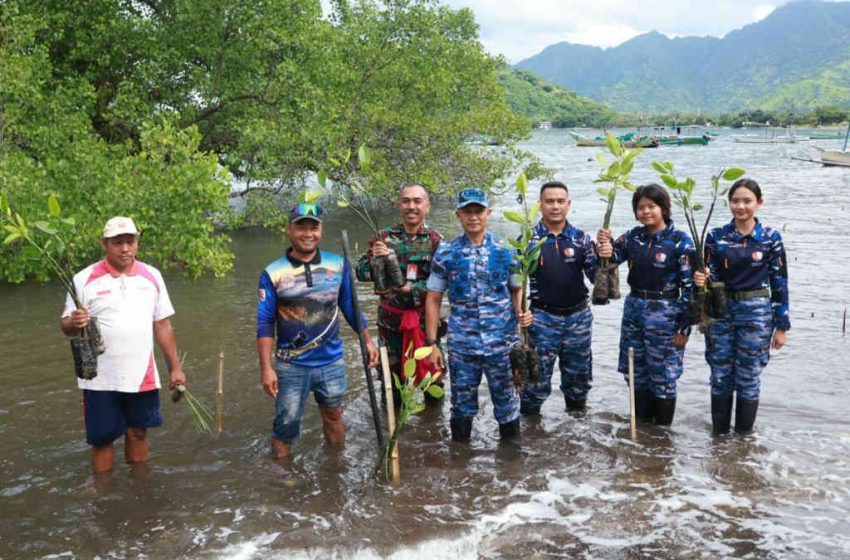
[534,220,571,239]
[726,217,764,242]
[458,230,492,248]
[642,220,675,241]
[103,259,138,277]
[286,248,322,268]
[389,222,430,237]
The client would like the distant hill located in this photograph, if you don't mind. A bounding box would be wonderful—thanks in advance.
[514,0,850,113]
[497,69,620,126]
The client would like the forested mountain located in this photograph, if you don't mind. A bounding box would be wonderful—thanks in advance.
[514,0,850,113]
[497,70,620,126]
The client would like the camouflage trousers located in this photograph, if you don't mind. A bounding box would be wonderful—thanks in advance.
[618,296,685,399]
[523,306,593,407]
[448,351,520,424]
[705,296,772,400]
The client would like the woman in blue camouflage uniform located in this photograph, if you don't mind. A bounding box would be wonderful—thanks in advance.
[694,178,789,435]
[598,184,695,426]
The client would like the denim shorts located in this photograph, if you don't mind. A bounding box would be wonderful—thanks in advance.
[273,359,347,442]
[83,389,162,446]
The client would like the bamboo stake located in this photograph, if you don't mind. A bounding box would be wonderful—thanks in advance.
[215,346,224,434]
[380,346,400,481]
[628,347,637,441]
[843,308,846,336]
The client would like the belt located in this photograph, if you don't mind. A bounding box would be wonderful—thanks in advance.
[630,289,679,300]
[726,288,769,301]
[532,299,589,317]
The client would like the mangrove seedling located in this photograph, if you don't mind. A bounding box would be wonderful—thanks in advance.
[384,343,444,480]
[592,135,642,305]
[1,194,104,379]
[320,145,404,292]
[172,385,216,433]
[502,171,544,385]
[654,163,746,326]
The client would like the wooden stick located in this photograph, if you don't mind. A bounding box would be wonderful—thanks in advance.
[628,346,637,441]
[215,346,224,434]
[380,346,400,482]
[843,308,847,336]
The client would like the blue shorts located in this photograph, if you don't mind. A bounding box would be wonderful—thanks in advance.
[273,358,347,442]
[83,389,163,446]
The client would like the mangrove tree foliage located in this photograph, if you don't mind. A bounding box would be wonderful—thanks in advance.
[0,0,531,282]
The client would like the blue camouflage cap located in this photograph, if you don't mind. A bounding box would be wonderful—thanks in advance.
[289,202,324,223]
[456,188,489,209]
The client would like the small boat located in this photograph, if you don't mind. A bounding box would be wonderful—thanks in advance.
[814,124,850,166]
[732,126,809,144]
[568,131,659,148]
[538,121,552,130]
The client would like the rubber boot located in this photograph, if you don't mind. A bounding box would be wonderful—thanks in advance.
[565,397,586,412]
[498,418,521,439]
[450,417,473,442]
[654,397,676,426]
[735,398,759,434]
[271,438,292,458]
[520,400,541,416]
[319,406,345,445]
[711,393,734,435]
[634,389,656,423]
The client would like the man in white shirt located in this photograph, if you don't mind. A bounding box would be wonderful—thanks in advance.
[60,217,186,473]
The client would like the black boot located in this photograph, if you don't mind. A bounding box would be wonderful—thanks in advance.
[735,398,759,434]
[565,397,587,412]
[634,390,656,423]
[498,418,521,439]
[711,393,734,435]
[654,397,677,426]
[450,417,473,442]
[520,400,541,416]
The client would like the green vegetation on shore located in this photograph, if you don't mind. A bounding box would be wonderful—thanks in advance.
[498,70,619,127]
[0,1,535,283]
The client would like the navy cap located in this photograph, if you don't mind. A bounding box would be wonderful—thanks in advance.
[289,202,324,223]
[456,188,489,209]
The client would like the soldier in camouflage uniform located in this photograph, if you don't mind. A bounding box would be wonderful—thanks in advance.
[598,184,695,426]
[694,178,789,435]
[522,181,599,416]
[356,184,443,398]
[424,188,532,441]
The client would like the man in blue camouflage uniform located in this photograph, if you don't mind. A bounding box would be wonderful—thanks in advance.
[697,181,790,434]
[257,203,379,458]
[424,188,532,441]
[598,185,694,426]
[521,181,598,416]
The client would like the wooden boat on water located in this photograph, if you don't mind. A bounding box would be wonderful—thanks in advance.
[814,124,850,166]
[568,131,659,148]
[732,126,810,144]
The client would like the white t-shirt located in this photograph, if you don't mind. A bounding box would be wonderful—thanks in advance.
[62,259,175,392]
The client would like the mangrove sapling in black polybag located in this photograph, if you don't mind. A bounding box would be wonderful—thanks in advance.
[592,136,643,305]
[503,172,543,385]
[1,194,104,379]
[654,163,746,326]
[321,146,404,292]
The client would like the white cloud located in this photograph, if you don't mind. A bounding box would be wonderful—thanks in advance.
[442,0,841,62]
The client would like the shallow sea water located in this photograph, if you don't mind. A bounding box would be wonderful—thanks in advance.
[2,129,850,559]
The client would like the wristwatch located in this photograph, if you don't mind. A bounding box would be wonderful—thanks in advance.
[424,338,437,346]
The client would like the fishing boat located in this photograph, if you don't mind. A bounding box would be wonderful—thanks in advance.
[814,123,850,166]
[568,130,659,148]
[809,130,845,140]
[538,121,552,130]
[732,126,809,144]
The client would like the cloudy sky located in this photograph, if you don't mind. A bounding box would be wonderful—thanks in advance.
[441,0,841,63]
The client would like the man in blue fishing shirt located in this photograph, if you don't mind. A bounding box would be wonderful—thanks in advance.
[424,188,532,441]
[521,181,598,416]
[257,203,378,458]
